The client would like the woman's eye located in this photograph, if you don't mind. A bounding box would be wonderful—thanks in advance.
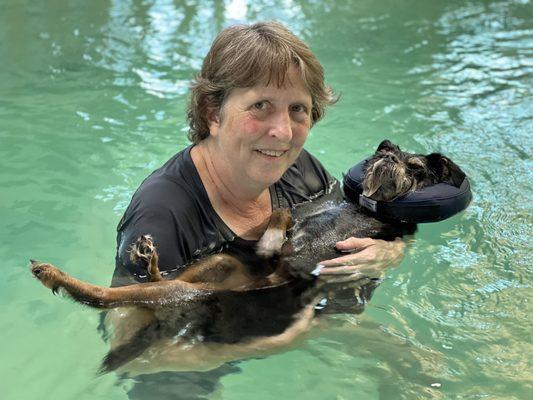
[290,104,307,114]
[253,101,267,110]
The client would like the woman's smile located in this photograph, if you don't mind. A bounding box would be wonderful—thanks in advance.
[205,66,312,192]
[254,149,288,158]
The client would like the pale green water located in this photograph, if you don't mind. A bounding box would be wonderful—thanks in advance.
[1,1,532,399]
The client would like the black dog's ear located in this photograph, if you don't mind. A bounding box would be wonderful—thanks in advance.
[377,139,401,153]
[426,153,466,187]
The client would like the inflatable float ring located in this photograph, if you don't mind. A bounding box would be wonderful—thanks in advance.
[343,158,472,223]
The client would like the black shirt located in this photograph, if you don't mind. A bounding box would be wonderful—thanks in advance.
[112,145,340,286]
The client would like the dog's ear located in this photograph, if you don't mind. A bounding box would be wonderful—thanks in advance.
[376,139,401,153]
[426,153,466,187]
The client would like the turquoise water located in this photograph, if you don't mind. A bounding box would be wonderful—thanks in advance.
[1,0,531,399]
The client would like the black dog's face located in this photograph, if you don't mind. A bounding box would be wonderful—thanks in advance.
[363,140,466,201]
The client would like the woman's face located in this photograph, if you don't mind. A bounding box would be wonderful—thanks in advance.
[208,67,313,192]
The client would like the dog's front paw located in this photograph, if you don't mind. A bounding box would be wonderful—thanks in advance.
[257,229,286,258]
[130,235,156,264]
[30,260,64,293]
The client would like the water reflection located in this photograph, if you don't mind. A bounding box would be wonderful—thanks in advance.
[411,0,532,272]
[93,0,310,99]
[1,0,532,399]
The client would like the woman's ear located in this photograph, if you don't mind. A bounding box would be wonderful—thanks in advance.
[207,107,221,136]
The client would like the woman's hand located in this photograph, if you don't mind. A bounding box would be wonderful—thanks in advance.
[314,237,406,283]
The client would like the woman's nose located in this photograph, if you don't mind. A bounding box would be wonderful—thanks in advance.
[268,111,293,141]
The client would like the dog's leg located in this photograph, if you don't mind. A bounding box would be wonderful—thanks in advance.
[256,208,293,258]
[130,235,162,282]
[99,321,160,374]
[30,260,213,309]
[177,254,253,290]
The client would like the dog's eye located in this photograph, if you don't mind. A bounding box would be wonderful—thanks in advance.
[407,158,425,168]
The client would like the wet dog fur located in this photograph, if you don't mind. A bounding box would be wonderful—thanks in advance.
[30,140,467,373]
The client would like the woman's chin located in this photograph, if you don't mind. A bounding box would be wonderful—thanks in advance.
[249,152,297,183]
[246,170,284,190]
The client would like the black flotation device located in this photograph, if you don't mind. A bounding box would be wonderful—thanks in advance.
[343,158,472,224]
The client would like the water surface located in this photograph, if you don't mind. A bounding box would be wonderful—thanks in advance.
[1,0,531,399]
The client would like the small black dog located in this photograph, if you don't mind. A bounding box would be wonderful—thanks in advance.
[31,139,467,373]
[259,139,467,274]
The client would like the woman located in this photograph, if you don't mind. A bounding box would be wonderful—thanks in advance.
[112,21,405,287]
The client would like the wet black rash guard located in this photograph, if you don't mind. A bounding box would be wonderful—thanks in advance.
[112,145,341,286]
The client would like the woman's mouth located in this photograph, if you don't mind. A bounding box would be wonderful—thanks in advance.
[255,149,287,157]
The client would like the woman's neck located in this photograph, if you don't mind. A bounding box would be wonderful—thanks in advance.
[190,142,272,238]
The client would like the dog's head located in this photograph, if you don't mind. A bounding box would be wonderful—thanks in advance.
[362,140,466,201]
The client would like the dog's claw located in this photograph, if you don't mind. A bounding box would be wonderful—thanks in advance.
[30,262,63,293]
[130,235,155,264]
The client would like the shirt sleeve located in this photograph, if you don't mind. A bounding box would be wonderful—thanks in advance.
[116,207,180,272]
[113,179,195,284]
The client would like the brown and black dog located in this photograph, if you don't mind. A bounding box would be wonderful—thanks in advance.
[30,140,467,373]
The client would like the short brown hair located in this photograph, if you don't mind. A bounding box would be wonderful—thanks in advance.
[187,21,337,144]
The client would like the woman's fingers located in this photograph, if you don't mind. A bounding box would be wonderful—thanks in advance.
[316,238,406,278]
[318,251,374,268]
[334,237,376,252]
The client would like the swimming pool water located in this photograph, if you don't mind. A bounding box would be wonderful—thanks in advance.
[1,1,531,399]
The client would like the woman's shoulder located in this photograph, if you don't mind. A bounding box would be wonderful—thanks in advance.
[276,148,340,205]
[132,147,202,205]
[118,146,209,229]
